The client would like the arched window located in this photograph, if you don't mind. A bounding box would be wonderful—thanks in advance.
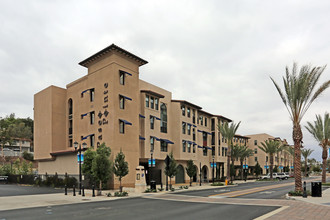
[68,99,73,115]
[160,103,167,133]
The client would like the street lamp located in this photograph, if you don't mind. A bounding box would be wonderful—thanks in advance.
[212,155,215,183]
[74,141,87,195]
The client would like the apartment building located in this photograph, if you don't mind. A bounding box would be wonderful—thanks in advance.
[246,133,294,174]
[34,44,235,189]
[1,138,32,157]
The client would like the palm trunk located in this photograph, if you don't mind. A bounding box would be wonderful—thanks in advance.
[304,160,307,177]
[270,154,274,180]
[322,145,327,183]
[293,124,303,192]
[226,141,231,182]
[240,160,243,180]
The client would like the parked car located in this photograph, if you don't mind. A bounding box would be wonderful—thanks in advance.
[260,173,288,180]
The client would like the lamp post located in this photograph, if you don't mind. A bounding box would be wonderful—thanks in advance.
[74,141,87,195]
[212,155,215,183]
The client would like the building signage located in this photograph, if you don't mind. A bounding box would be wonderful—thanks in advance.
[97,82,109,147]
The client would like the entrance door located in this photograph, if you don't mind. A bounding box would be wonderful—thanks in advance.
[175,165,185,183]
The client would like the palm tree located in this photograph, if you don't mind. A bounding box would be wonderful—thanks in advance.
[270,63,330,191]
[305,113,330,183]
[284,145,295,174]
[301,148,314,177]
[231,144,244,180]
[239,146,253,180]
[258,140,284,180]
[218,121,241,183]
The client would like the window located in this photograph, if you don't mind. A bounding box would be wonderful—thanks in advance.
[146,95,149,108]
[255,157,258,162]
[182,122,186,134]
[193,128,196,141]
[161,140,168,152]
[254,140,257,145]
[266,156,268,162]
[187,124,191,135]
[211,132,215,145]
[222,147,225,156]
[160,103,167,133]
[203,147,207,156]
[155,98,159,110]
[150,116,154,129]
[222,137,224,143]
[211,119,215,131]
[182,141,186,152]
[119,96,125,109]
[90,89,95,102]
[150,97,154,109]
[203,132,207,146]
[200,116,203,125]
[187,143,191,153]
[192,110,195,124]
[69,117,73,135]
[225,148,228,156]
[187,107,190,118]
[119,121,125,133]
[90,111,95,125]
[90,134,95,147]
[181,105,185,116]
[69,139,73,148]
[205,117,207,127]
[119,71,125,85]
[68,99,73,115]
[218,146,220,156]
[150,137,154,152]
[212,146,215,156]
[254,148,257,154]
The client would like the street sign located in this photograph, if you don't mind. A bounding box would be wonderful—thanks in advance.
[210,162,216,168]
[243,165,248,169]
[148,159,156,167]
[77,153,84,164]
[290,166,294,169]
[264,165,269,169]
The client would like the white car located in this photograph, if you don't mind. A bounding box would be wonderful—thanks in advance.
[260,173,288,180]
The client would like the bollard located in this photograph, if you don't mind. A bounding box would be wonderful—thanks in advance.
[65,185,67,195]
[92,185,95,197]
[225,179,228,186]
[303,181,307,198]
[73,185,76,196]
[82,185,85,197]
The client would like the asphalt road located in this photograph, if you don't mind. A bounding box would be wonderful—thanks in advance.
[0,184,63,197]
[0,197,278,220]
[174,177,323,199]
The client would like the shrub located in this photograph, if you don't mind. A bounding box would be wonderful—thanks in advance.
[106,193,112,197]
[170,188,175,191]
[158,188,164,191]
[114,191,128,197]
[288,190,311,196]
[211,182,224,186]
[184,186,189,189]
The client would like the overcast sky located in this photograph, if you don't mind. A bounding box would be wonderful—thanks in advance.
[1,0,329,161]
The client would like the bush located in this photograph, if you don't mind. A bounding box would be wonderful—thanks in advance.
[184,186,189,189]
[114,191,128,197]
[106,193,112,197]
[158,188,164,191]
[211,182,224,186]
[179,186,183,189]
[22,151,34,161]
[288,190,311,196]
[170,188,175,191]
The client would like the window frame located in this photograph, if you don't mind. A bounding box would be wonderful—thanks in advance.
[90,111,95,125]
[119,120,125,134]
[119,95,125,109]
[119,71,125,85]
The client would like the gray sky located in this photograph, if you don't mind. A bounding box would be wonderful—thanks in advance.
[1,0,329,161]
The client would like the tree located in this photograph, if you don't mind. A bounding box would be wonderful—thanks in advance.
[305,112,330,183]
[254,162,262,177]
[92,143,112,195]
[164,152,177,189]
[186,160,196,186]
[239,146,253,180]
[258,140,283,180]
[218,121,241,183]
[301,148,314,177]
[113,150,129,192]
[270,63,330,191]
[82,148,97,185]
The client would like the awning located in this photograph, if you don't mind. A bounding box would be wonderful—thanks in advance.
[192,125,197,128]
[151,115,161,120]
[120,70,132,76]
[121,95,132,101]
[82,134,94,140]
[139,114,145,118]
[120,119,132,125]
[197,129,203,133]
[205,132,212,135]
[139,136,145,140]
[207,147,212,150]
[151,136,160,141]
[161,139,174,144]
[81,88,93,95]
[81,113,88,118]
[198,145,203,149]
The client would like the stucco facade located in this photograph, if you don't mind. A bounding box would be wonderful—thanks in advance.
[34,44,291,189]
